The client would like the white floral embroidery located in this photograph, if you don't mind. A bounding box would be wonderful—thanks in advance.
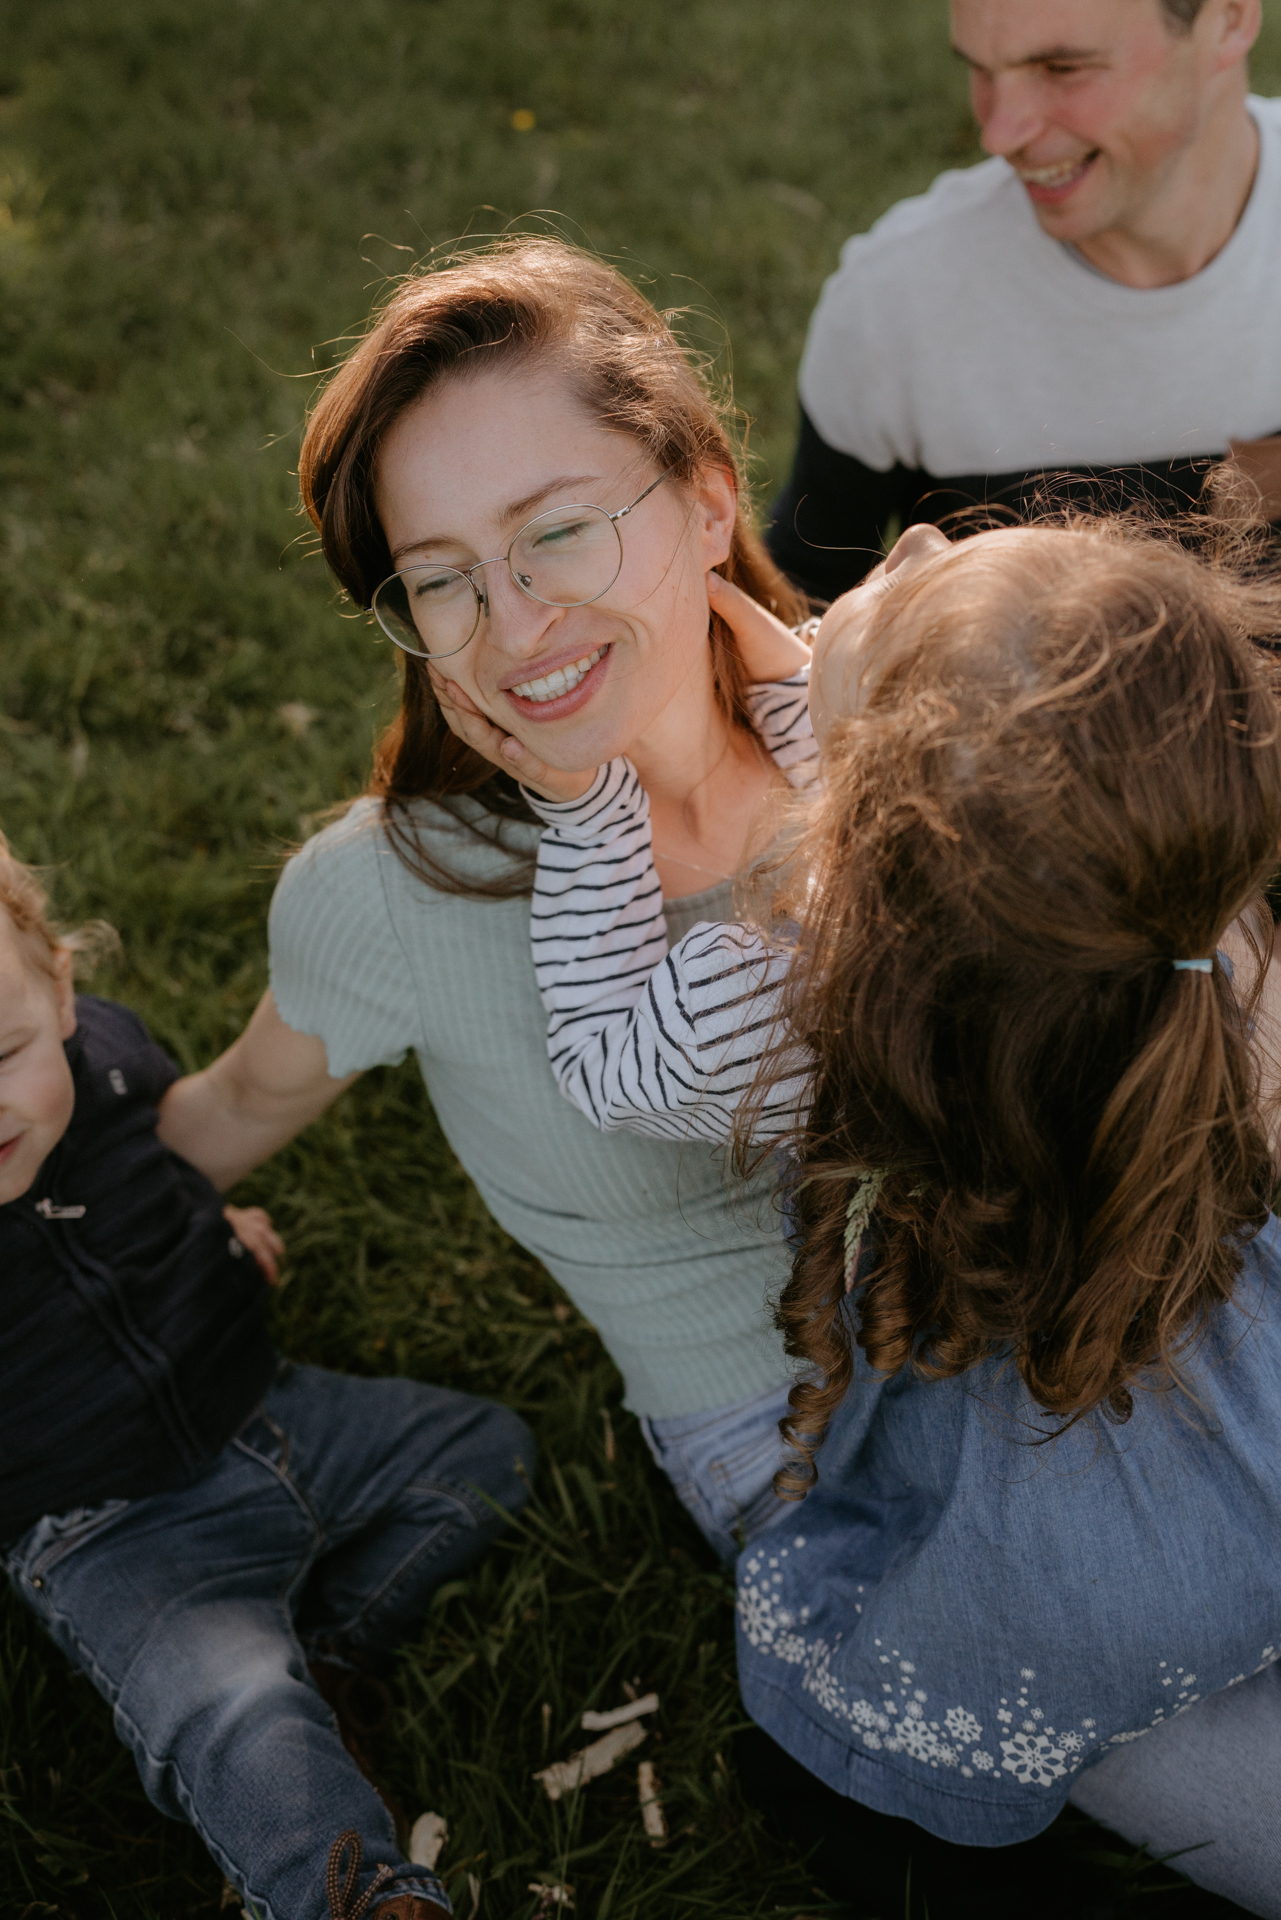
[739,1557,1281,1797]
[1104,1643,1279,1750]
[891,1716,958,1766]
[945,1708,983,1746]
[800,1650,839,1715]
[737,1581,776,1647]
[1000,1732,1068,1786]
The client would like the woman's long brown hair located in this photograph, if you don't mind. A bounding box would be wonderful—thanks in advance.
[748,518,1281,1495]
[298,236,804,899]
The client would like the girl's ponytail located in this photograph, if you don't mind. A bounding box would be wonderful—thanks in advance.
[1061,946,1268,1418]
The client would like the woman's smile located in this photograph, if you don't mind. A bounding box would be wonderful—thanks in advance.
[503,641,612,719]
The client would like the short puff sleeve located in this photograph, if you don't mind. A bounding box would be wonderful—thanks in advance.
[268,799,424,1078]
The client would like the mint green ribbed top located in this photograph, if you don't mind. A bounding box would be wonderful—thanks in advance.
[268,797,791,1417]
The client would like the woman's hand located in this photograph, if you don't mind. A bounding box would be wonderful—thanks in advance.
[429,669,596,805]
[224,1203,285,1285]
[706,570,813,681]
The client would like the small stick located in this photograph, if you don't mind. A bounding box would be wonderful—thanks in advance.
[637,1760,667,1846]
[581,1691,658,1731]
[533,1720,646,1800]
[408,1811,448,1869]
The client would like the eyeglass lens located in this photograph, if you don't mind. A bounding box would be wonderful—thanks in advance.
[372,502,625,660]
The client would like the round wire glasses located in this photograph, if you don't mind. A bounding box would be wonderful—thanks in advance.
[371,472,669,661]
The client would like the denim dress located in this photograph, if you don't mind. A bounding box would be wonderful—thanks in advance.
[736,1215,1281,1846]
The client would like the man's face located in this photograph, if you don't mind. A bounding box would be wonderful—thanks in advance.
[951,0,1250,247]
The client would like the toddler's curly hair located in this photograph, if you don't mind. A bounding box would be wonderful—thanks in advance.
[0,832,117,975]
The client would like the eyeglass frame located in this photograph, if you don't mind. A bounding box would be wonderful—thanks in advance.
[370,470,671,662]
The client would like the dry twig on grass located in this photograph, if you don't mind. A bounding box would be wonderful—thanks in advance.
[533,1719,647,1800]
[637,1759,668,1846]
[581,1690,658,1731]
[408,1811,448,1869]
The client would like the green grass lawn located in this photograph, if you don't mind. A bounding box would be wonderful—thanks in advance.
[3,4,1281,1915]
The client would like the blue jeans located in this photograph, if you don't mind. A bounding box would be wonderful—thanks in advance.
[642,1378,794,1563]
[3,1361,534,1920]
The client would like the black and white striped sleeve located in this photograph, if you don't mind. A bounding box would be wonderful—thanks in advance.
[526,756,812,1145]
[743,662,819,791]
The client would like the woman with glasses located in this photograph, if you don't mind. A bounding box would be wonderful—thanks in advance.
[157,235,818,1563]
[150,237,1278,1911]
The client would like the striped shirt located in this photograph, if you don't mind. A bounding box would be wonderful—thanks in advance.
[528,674,817,1144]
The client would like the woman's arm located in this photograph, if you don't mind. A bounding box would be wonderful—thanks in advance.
[157,989,358,1190]
[528,760,810,1142]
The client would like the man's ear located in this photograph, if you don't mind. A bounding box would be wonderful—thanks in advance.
[1205,0,1262,71]
[52,946,77,1040]
[693,464,737,572]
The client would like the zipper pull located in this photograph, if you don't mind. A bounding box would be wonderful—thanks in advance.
[36,1197,87,1221]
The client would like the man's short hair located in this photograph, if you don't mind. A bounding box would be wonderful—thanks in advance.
[1160,0,1210,27]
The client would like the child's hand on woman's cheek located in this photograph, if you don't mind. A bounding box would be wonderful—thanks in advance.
[224,1204,285,1285]
[429,668,597,804]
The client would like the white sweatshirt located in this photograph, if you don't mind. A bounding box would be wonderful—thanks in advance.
[798,95,1281,477]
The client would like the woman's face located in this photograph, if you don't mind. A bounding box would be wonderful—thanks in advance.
[373,364,736,772]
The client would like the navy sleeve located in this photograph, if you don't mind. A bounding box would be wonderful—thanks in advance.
[73,995,181,1107]
[765,407,919,602]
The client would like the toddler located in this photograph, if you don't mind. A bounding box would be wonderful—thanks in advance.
[0,839,534,1920]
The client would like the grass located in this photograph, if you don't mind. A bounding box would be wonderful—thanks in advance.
[3,2,1281,1914]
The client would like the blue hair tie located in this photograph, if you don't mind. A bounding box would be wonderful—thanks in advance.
[1172,958,1214,973]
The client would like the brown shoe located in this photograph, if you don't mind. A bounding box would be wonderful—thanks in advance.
[326,1830,449,1920]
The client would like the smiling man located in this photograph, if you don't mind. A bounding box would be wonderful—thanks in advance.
[767,0,1281,599]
